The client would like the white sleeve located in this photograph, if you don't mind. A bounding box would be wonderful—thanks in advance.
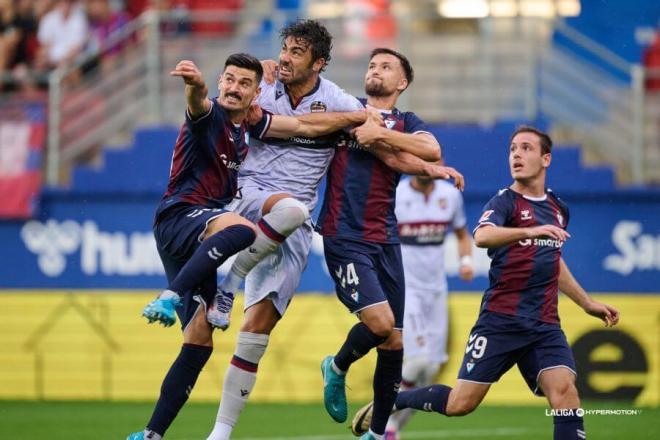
[330,87,363,112]
[452,191,467,230]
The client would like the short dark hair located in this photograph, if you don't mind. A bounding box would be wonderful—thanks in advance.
[280,19,333,72]
[511,125,553,155]
[370,48,414,86]
[224,53,263,83]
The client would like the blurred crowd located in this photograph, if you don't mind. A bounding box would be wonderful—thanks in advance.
[0,0,241,96]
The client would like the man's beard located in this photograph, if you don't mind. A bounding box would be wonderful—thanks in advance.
[365,82,390,97]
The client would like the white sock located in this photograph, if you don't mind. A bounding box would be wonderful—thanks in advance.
[331,360,346,375]
[159,289,180,300]
[207,332,269,440]
[221,198,309,284]
[143,429,162,440]
[368,429,383,440]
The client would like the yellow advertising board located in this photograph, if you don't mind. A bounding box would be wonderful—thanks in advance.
[0,291,657,406]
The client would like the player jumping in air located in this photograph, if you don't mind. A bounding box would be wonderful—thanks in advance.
[127,53,374,440]
[351,126,620,440]
[316,48,464,440]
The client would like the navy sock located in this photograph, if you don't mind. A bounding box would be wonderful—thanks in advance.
[370,348,403,435]
[147,344,213,435]
[395,384,452,415]
[169,225,255,295]
[554,412,585,440]
[334,322,387,372]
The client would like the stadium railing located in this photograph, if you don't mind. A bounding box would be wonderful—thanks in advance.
[41,10,658,185]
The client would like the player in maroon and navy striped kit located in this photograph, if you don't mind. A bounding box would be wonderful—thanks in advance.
[316,48,464,440]
[352,126,620,440]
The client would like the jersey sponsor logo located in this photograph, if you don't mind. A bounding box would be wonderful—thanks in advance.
[287,136,317,145]
[220,153,241,171]
[604,220,660,275]
[518,237,564,248]
[398,222,448,245]
[521,209,532,221]
[310,101,327,113]
[479,210,494,223]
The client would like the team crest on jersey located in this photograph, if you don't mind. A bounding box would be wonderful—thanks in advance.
[384,118,397,129]
[556,211,564,227]
[521,210,532,221]
[438,198,447,209]
[310,101,327,113]
[275,90,284,100]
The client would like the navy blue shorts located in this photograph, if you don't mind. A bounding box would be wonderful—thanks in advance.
[457,311,576,396]
[154,204,230,329]
[323,236,405,329]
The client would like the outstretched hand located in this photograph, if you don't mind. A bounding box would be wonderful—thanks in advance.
[426,164,465,191]
[584,300,620,327]
[170,60,205,88]
[261,59,278,85]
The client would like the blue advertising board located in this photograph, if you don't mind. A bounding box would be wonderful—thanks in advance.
[0,189,658,293]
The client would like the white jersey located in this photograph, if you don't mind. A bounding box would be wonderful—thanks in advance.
[240,77,363,211]
[395,178,467,293]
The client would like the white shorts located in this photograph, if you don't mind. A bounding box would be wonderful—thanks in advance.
[403,287,449,365]
[226,183,312,316]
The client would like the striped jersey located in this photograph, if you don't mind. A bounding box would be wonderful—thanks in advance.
[395,178,467,293]
[238,77,363,210]
[474,188,570,324]
[155,98,272,221]
[316,101,432,243]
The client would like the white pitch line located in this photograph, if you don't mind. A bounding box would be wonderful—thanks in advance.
[228,427,531,440]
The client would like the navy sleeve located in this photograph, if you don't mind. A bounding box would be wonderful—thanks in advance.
[473,190,513,235]
[185,98,221,133]
[248,109,273,140]
[403,112,431,134]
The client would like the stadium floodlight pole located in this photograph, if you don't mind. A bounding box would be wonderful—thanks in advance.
[47,68,63,186]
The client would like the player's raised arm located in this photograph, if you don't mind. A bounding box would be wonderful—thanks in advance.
[170,60,211,118]
[558,258,620,327]
[263,110,371,139]
[352,118,441,161]
[371,146,464,190]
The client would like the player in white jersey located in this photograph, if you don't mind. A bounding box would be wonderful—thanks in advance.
[205,20,366,440]
[384,173,474,439]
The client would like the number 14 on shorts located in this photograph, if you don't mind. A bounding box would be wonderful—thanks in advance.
[335,262,360,289]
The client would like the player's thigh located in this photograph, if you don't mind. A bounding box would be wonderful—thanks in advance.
[154,205,231,261]
[517,325,577,397]
[359,302,395,338]
[425,290,450,364]
[261,192,293,215]
[377,243,406,330]
[203,212,256,239]
[456,313,530,386]
[537,367,580,409]
[323,237,388,314]
[447,379,491,416]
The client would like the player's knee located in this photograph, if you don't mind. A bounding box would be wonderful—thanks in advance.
[548,380,579,408]
[364,315,395,339]
[271,197,309,226]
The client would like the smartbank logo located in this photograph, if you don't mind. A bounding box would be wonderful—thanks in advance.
[20,220,164,277]
[518,237,564,248]
[604,221,660,275]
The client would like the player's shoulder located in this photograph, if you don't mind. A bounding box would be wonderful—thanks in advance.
[317,77,362,106]
[396,177,413,196]
[546,188,569,212]
[486,187,516,207]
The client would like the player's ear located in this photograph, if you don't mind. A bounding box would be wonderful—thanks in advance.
[396,78,408,93]
[312,58,325,73]
[542,152,552,168]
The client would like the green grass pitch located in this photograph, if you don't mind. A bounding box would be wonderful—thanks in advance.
[0,401,656,439]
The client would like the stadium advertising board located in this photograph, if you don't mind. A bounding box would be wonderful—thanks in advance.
[0,292,656,406]
[0,195,658,292]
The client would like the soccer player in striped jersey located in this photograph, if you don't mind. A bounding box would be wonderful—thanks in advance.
[316,48,464,440]
[351,126,620,440]
[128,53,373,440]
